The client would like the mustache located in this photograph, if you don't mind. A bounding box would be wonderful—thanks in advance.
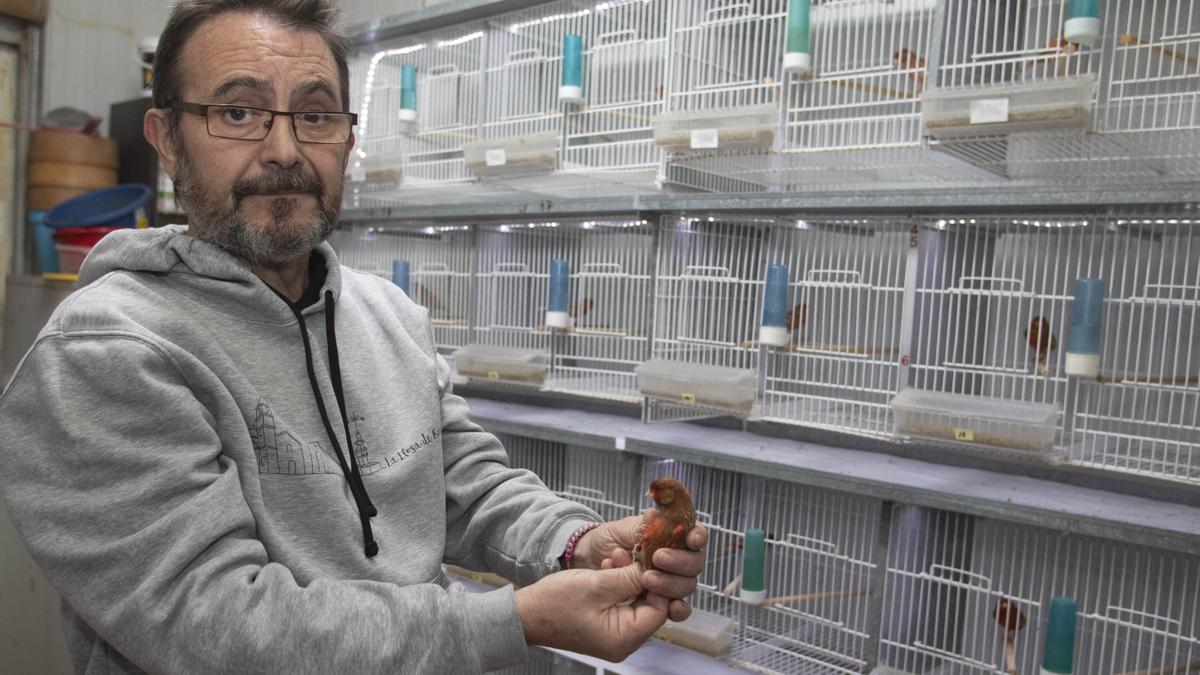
[233,169,324,201]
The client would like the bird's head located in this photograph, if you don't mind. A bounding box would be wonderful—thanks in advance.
[646,477,692,510]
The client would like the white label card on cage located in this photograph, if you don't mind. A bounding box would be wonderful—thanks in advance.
[690,128,719,149]
[350,166,366,182]
[969,98,1010,125]
[485,148,507,167]
[615,437,626,451]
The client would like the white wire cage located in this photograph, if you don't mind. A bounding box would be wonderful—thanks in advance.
[326,224,475,356]
[902,214,1200,483]
[764,0,994,192]
[554,0,671,196]
[757,217,911,438]
[929,0,1200,184]
[880,505,1200,675]
[725,479,884,675]
[344,23,507,208]
[644,214,771,421]
[464,217,654,395]
[543,218,656,403]
[652,0,789,193]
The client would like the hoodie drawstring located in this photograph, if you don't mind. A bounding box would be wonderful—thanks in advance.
[277,288,379,558]
[324,290,377,518]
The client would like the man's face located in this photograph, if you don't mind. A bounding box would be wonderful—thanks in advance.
[153,12,353,266]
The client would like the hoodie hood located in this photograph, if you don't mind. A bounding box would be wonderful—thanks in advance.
[79,224,344,320]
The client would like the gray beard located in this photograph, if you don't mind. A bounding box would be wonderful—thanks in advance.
[173,145,342,266]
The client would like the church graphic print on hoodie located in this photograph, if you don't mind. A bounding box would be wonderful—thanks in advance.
[0,225,601,674]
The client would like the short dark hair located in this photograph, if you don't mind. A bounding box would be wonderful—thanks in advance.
[154,0,351,139]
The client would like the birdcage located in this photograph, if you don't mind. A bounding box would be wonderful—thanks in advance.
[925,0,1200,183]
[922,0,1105,179]
[1093,0,1200,178]
[461,217,654,396]
[326,224,475,356]
[651,0,788,193]
[723,479,884,675]
[643,214,771,421]
[541,218,655,403]
[553,0,670,197]
[343,23,511,207]
[899,213,1200,483]
[879,505,1200,675]
[756,217,911,438]
[1068,215,1200,483]
[498,433,643,522]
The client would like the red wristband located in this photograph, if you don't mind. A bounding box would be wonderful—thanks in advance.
[561,522,602,570]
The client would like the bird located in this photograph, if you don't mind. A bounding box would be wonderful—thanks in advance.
[892,48,927,87]
[1025,315,1058,377]
[787,302,808,335]
[993,596,1027,675]
[1023,35,1079,75]
[633,477,696,572]
[569,298,594,320]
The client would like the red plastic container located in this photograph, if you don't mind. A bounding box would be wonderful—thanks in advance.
[51,226,121,247]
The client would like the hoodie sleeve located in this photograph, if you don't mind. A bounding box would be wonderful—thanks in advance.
[434,352,603,587]
[0,333,528,674]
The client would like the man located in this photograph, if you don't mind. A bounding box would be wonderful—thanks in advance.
[0,1,706,672]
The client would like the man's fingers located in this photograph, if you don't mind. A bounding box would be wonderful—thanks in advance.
[651,547,706,577]
[686,523,708,551]
[642,569,698,600]
[608,548,634,568]
[597,560,646,602]
[668,599,693,623]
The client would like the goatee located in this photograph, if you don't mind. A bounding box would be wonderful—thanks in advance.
[174,145,342,266]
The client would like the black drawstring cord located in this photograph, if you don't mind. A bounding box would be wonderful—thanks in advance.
[325,290,377,518]
[272,285,378,558]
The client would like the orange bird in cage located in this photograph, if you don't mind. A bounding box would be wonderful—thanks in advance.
[1024,315,1058,377]
[893,48,927,87]
[569,298,594,319]
[1023,35,1079,74]
[787,302,808,334]
[634,477,696,572]
[993,596,1027,675]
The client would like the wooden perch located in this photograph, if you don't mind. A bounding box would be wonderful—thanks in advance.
[1114,660,1200,675]
[801,72,908,99]
[1120,33,1200,67]
[763,588,869,606]
[722,575,742,597]
[1097,372,1200,386]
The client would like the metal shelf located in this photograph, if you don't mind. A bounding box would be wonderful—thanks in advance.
[349,0,549,46]
[463,396,1200,556]
[340,182,1200,223]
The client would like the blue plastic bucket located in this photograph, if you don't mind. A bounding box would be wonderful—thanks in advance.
[45,184,153,230]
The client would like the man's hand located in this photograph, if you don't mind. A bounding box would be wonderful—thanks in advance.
[573,511,709,622]
[514,564,669,662]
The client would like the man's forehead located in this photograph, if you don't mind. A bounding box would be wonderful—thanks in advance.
[180,11,338,100]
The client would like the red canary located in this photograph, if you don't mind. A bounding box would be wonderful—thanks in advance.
[1025,315,1058,376]
[634,477,696,572]
[786,302,808,334]
[569,298,594,319]
[993,596,1028,635]
[892,48,927,87]
[994,596,1027,675]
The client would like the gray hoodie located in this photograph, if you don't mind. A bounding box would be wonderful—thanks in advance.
[0,225,600,674]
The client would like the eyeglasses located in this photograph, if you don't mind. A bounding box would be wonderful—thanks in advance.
[167,100,357,144]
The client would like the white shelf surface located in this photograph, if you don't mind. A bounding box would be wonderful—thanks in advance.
[464,397,1200,556]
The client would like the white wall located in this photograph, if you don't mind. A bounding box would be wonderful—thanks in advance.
[41,0,427,135]
[42,1,173,134]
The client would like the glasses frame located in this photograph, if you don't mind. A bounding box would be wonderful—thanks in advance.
[166,100,357,144]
